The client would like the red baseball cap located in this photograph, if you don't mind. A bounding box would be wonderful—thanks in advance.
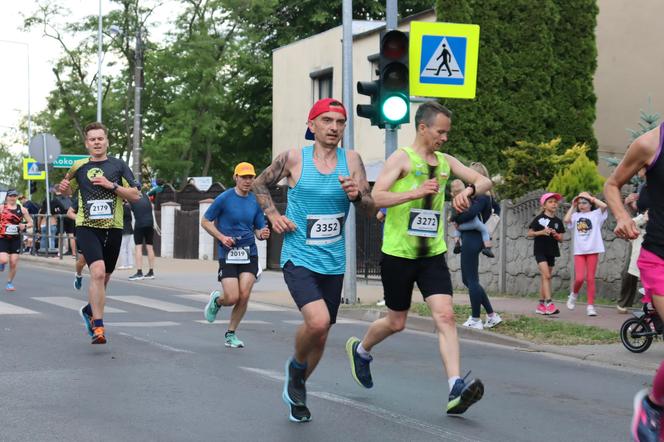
[305,98,347,140]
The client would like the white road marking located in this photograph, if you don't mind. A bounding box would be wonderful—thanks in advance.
[194,320,270,325]
[240,367,487,442]
[32,296,126,313]
[117,332,194,354]
[108,296,199,312]
[0,301,39,315]
[175,294,290,312]
[106,321,179,327]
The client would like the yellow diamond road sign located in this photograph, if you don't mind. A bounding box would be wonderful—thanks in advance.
[23,157,45,180]
[409,21,480,99]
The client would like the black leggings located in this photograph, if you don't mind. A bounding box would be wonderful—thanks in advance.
[460,230,494,318]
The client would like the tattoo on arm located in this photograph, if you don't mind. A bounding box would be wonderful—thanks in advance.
[252,151,290,216]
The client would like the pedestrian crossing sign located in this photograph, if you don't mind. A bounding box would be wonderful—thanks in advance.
[409,21,480,99]
[23,157,45,180]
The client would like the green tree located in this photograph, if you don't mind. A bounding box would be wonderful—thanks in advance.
[548,152,605,201]
[437,0,598,171]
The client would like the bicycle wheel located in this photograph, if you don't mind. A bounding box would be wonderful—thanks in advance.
[620,317,654,353]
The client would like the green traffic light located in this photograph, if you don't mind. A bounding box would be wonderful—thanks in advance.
[381,95,408,123]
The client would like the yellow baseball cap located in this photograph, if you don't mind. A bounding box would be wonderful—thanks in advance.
[234,162,256,177]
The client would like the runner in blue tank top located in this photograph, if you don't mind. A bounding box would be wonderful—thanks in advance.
[253,98,375,423]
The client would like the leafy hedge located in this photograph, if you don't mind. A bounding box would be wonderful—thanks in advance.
[436,0,598,172]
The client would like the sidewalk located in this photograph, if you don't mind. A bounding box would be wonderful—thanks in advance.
[21,254,662,374]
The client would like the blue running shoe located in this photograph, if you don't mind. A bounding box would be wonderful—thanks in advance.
[346,336,373,388]
[74,274,83,290]
[204,290,221,323]
[447,372,484,415]
[632,389,662,442]
[286,402,312,423]
[79,305,94,337]
[282,358,306,406]
[5,282,15,291]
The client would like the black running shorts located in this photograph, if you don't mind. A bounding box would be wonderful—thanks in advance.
[535,255,556,267]
[0,236,21,254]
[218,255,259,280]
[133,226,155,245]
[381,252,453,311]
[76,226,122,273]
[282,260,343,325]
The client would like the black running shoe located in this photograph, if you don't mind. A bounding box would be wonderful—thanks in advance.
[144,270,155,280]
[282,358,306,406]
[447,373,484,415]
[346,337,373,388]
[481,248,495,258]
[287,403,312,423]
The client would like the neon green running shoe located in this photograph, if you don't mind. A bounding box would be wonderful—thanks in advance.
[225,332,244,348]
[204,291,221,323]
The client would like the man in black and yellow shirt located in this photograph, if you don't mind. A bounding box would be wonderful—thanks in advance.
[59,122,140,344]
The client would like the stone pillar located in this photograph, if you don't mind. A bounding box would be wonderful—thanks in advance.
[160,202,180,258]
[199,199,214,260]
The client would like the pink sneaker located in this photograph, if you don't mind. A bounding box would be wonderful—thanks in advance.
[546,302,560,315]
[535,303,547,315]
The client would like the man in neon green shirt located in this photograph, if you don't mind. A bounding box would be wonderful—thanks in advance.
[346,101,492,415]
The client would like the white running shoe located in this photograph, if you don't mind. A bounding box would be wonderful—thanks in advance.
[462,316,484,330]
[484,313,502,328]
[566,293,577,310]
[586,305,597,316]
[376,299,386,306]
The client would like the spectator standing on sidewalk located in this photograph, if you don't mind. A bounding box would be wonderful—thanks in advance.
[563,192,608,316]
[129,192,159,280]
[117,201,134,270]
[528,192,565,315]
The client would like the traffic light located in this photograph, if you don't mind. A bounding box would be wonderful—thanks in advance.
[357,30,409,128]
[378,30,409,127]
[356,79,380,126]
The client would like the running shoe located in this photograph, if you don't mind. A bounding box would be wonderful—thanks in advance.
[566,293,577,310]
[0,263,5,272]
[5,282,15,291]
[74,274,83,290]
[282,358,307,407]
[462,316,484,330]
[286,402,312,423]
[128,272,144,281]
[447,373,484,415]
[617,305,629,314]
[586,305,597,316]
[480,247,495,258]
[376,299,386,306]
[79,305,94,337]
[345,337,373,388]
[632,389,662,442]
[535,302,547,315]
[91,326,107,344]
[204,291,222,323]
[484,313,502,328]
[144,270,155,280]
[545,301,559,315]
[225,333,244,348]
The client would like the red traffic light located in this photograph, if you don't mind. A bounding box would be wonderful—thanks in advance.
[381,30,408,60]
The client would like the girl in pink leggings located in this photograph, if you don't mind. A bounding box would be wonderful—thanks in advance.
[563,192,608,316]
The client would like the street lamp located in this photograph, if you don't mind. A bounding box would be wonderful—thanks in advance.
[97,0,103,122]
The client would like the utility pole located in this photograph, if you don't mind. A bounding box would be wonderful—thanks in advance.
[385,0,399,159]
[132,27,144,184]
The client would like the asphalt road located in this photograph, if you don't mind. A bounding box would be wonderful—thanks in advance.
[0,264,647,441]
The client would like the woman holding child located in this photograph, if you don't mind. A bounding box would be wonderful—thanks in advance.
[450,162,502,330]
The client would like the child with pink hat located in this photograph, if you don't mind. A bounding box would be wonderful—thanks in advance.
[527,192,565,315]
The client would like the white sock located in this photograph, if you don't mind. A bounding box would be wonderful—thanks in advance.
[570,292,577,297]
[487,312,496,318]
[448,376,461,391]
[356,342,371,360]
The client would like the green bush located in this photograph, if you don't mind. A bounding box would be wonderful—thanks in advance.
[548,152,605,201]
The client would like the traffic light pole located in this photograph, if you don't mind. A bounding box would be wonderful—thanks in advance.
[342,0,358,305]
[385,0,399,159]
